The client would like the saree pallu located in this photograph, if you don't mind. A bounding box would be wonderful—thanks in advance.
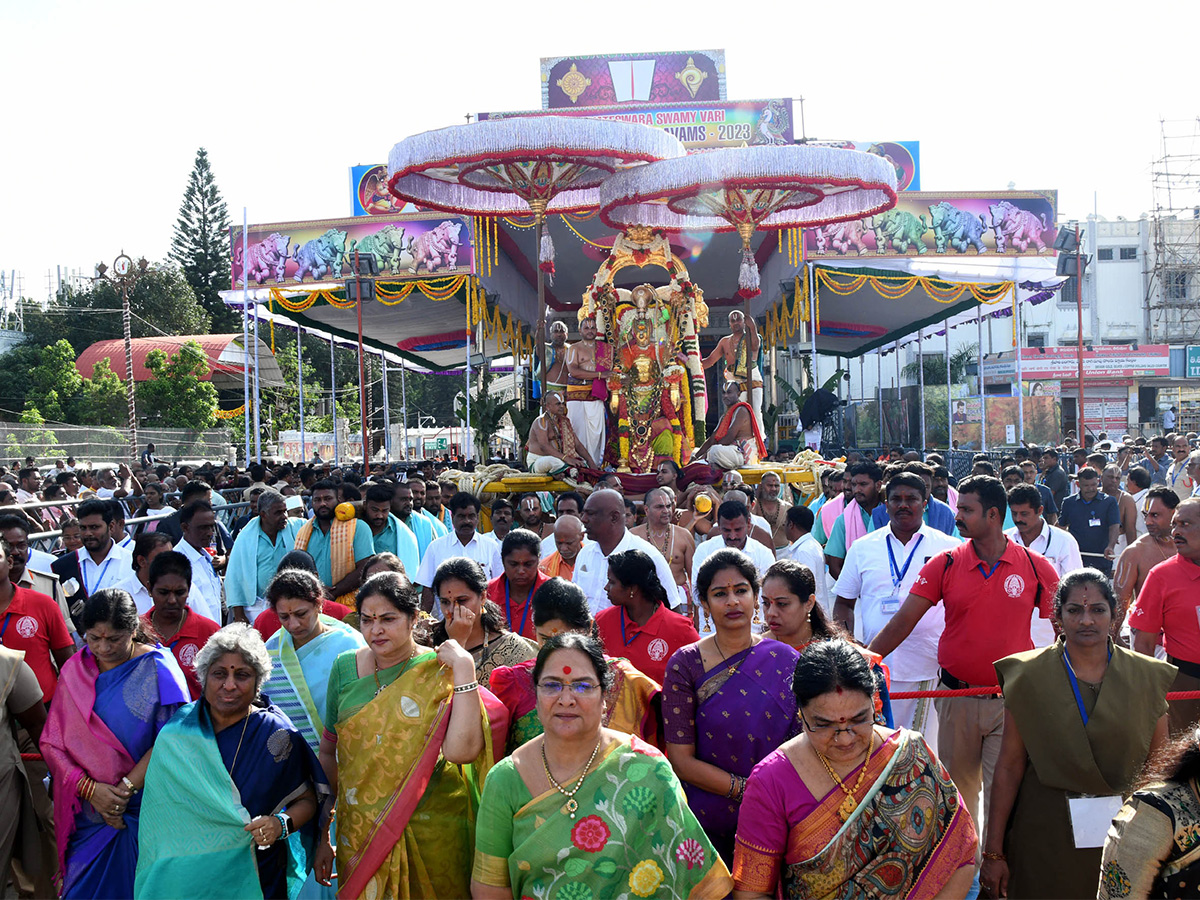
[41,646,188,899]
[734,730,977,899]
[668,641,801,863]
[488,656,662,755]
[332,654,502,899]
[136,700,326,900]
[473,734,732,899]
[263,617,365,753]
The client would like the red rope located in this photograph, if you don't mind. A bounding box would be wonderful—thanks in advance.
[890,688,1200,701]
[21,752,41,761]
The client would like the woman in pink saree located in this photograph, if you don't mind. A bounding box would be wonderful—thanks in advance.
[732,639,977,899]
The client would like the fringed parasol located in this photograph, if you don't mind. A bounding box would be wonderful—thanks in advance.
[388,117,685,393]
[599,145,898,300]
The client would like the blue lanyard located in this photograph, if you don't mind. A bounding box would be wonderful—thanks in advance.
[886,534,924,589]
[977,559,1002,580]
[83,555,115,596]
[618,608,642,647]
[0,613,10,644]
[504,579,534,637]
[1062,644,1111,726]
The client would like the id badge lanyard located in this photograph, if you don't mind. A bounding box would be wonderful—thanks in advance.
[1063,644,1112,726]
[886,534,924,596]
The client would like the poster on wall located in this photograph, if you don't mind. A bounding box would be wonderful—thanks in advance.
[350,165,419,217]
[230,212,474,288]
[540,50,726,109]
[952,397,984,450]
[805,141,920,191]
[805,190,1057,259]
[982,396,1061,447]
[480,99,793,151]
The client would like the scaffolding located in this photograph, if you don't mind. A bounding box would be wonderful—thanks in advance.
[1148,117,1200,344]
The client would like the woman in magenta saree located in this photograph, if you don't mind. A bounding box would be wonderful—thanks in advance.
[41,590,189,899]
[732,640,976,899]
[663,549,801,863]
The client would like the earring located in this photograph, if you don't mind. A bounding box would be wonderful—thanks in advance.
[703,606,711,630]
[752,604,762,626]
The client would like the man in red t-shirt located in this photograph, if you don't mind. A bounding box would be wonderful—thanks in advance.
[1131,496,1200,733]
[0,537,73,702]
[869,476,1058,845]
[595,549,699,685]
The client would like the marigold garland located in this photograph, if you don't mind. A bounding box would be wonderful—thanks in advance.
[213,404,246,420]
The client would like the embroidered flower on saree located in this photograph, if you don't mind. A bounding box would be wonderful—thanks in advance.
[629,735,662,757]
[1101,861,1132,898]
[557,882,594,900]
[570,815,611,853]
[628,859,664,896]
[622,786,657,819]
[675,838,704,869]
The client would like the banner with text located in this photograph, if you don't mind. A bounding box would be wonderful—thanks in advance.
[805,190,1057,258]
[231,212,474,288]
[983,345,1170,384]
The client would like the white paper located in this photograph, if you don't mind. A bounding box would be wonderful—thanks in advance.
[1068,795,1123,848]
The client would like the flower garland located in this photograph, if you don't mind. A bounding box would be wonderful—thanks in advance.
[814,268,1013,305]
[213,403,246,420]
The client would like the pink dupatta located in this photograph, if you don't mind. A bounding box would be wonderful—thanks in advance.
[40,649,136,878]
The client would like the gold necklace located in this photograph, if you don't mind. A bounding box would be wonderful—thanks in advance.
[814,731,876,821]
[541,736,602,819]
[648,525,672,559]
[374,644,418,698]
[228,711,252,779]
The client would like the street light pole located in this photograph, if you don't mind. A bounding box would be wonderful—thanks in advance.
[95,254,147,465]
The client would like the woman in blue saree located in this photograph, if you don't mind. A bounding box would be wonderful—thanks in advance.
[663,549,801,864]
[41,588,190,899]
[136,624,328,900]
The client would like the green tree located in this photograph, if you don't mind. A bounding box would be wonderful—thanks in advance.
[0,343,44,414]
[901,343,978,386]
[28,339,81,422]
[454,362,518,460]
[137,340,218,429]
[73,358,128,427]
[170,148,234,331]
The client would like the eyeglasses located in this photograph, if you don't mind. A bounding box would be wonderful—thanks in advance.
[798,708,874,736]
[536,680,600,697]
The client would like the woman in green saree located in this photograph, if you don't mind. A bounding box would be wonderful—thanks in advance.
[472,633,731,900]
[314,571,503,899]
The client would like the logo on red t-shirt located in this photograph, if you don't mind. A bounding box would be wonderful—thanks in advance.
[179,644,198,667]
[1004,574,1026,598]
[15,616,37,638]
[647,638,670,661]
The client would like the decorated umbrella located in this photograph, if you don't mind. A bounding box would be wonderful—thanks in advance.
[387,117,686,392]
[599,145,898,303]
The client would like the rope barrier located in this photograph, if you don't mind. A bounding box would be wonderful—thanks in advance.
[889,687,1200,701]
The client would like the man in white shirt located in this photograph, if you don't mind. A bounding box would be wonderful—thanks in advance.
[52,498,132,623]
[414,491,502,617]
[105,500,134,552]
[1005,482,1081,647]
[574,489,676,617]
[833,472,960,744]
[690,499,777,635]
[15,467,40,504]
[1126,466,1151,539]
[775,505,830,613]
[173,500,224,623]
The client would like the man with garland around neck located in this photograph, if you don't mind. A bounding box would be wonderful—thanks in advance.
[564,315,610,471]
[695,382,766,471]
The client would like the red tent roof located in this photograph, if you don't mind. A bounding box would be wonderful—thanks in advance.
[75,335,247,383]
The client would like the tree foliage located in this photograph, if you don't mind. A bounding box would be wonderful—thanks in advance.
[75,359,128,427]
[454,362,519,460]
[901,343,979,386]
[137,341,218,429]
[170,148,234,331]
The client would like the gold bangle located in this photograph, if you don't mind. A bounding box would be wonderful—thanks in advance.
[982,850,1006,862]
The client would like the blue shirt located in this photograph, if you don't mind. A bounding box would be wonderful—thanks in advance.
[399,512,437,557]
[372,514,421,579]
[225,517,303,609]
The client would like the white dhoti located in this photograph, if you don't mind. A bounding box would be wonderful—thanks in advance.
[566,399,606,468]
[890,678,939,748]
[707,440,758,470]
[726,366,764,436]
[527,453,568,475]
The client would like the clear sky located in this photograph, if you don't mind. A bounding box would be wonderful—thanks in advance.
[3,0,1198,302]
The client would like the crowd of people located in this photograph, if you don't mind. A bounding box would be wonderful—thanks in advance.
[3,428,1200,898]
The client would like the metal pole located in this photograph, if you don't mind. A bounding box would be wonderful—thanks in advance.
[400,360,408,460]
[1015,286,1025,445]
[895,342,901,446]
[534,210,548,398]
[978,307,987,451]
[297,327,306,464]
[465,303,473,462]
[121,278,137,465]
[918,328,926,452]
[381,353,391,462]
[355,251,369,466]
[808,262,817,384]
[252,292,262,463]
[330,336,339,467]
[877,350,883,447]
[946,322,953,450]
[1076,223,1085,441]
[242,209,251,466]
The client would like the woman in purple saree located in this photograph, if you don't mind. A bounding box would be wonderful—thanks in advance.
[664,548,801,863]
[41,589,189,899]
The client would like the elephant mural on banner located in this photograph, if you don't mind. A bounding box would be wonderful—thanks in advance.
[235,232,291,285]
[348,224,410,274]
[871,210,929,254]
[292,229,348,281]
[988,201,1050,253]
[408,220,464,274]
[814,219,870,255]
[929,202,988,254]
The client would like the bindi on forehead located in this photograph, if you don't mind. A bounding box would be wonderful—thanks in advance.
[562,666,572,674]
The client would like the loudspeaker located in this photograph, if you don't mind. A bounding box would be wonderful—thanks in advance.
[1056,253,1090,277]
[1053,227,1079,253]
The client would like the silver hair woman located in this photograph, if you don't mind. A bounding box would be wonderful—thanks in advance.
[135,624,329,899]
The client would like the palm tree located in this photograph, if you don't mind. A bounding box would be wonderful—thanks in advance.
[901,343,978,386]
[454,361,520,461]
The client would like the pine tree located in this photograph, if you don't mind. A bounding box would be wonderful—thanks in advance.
[170,148,234,330]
